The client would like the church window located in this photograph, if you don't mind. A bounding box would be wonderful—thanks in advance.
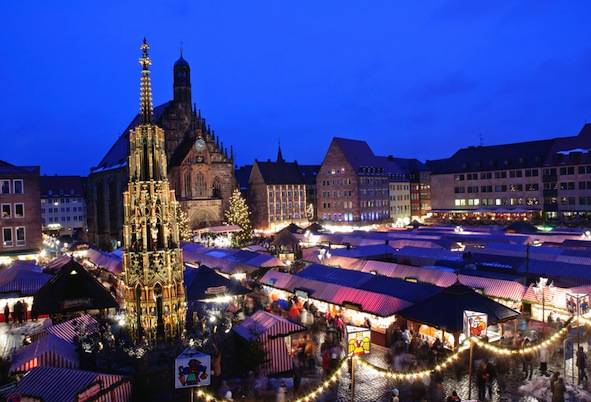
[184,172,192,198]
[196,173,206,197]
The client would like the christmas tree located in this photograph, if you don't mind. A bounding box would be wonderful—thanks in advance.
[175,203,192,242]
[225,189,253,246]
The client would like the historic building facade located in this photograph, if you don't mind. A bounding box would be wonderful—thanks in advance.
[40,175,87,238]
[87,47,235,249]
[122,39,185,339]
[247,147,313,230]
[426,124,591,223]
[316,138,390,223]
[0,161,42,259]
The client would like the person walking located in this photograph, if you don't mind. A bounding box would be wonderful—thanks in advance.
[476,361,489,401]
[22,300,28,322]
[552,376,566,402]
[486,359,497,399]
[446,390,461,402]
[521,339,534,380]
[539,345,550,376]
[276,381,287,402]
[576,346,588,386]
[391,388,400,402]
[3,304,9,324]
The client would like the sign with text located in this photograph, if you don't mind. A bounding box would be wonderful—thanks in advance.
[175,349,211,389]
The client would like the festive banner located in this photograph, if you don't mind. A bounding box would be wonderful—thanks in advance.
[175,349,211,389]
[463,310,488,339]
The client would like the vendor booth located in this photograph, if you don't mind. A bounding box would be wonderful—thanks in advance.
[233,310,306,375]
[397,281,520,348]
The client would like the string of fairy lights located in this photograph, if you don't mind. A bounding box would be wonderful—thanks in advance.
[193,318,589,401]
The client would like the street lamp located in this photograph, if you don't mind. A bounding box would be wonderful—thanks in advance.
[533,277,554,325]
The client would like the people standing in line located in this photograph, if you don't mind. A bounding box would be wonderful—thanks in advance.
[13,300,22,325]
[576,346,588,386]
[3,304,9,324]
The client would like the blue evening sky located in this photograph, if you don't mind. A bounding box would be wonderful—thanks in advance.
[1,1,591,174]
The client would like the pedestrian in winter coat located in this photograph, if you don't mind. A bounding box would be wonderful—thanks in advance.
[391,388,400,402]
[276,381,287,402]
[446,390,461,402]
[476,361,488,401]
[577,346,588,385]
[552,377,566,402]
[539,345,550,376]
[3,304,9,324]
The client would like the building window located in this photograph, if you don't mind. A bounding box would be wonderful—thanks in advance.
[14,203,24,218]
[13,180,23,194]
[1,204,10,219]
[15,227,25,246]
[195,173,206,197]
[0,180,10,194]
[2,227,13,247]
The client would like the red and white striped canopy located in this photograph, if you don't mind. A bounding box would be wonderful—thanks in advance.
[10,334,79,374]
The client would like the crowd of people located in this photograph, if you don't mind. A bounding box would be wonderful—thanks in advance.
[3,300,30,325]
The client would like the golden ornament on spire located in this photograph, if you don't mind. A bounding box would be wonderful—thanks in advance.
[139,37,153,124]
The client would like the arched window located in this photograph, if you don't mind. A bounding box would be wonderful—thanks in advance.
[184,172,191,198]
[196,173,206,197]
[213,177,221,198]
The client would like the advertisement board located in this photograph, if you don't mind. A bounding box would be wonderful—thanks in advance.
[566,293,590,316]
[346,325,371,356]
[463,310,488,339]
[175,349,211,389]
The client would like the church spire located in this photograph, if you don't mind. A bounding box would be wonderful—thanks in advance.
[139,38,153,124]
[277,139,284,163]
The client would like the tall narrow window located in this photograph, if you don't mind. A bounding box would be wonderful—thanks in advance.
[212,177,221,198]
[184,172,192,198]
[195,173,206,197]
[2,228,12,247]
[0,180,10,194]
[1,204,10,219]
[15,227,25,246]
[14,204,24,218]
[13,180,23,194]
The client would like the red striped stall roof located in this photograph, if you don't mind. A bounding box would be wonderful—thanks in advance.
[234,311,305,374]
[30,314,99,343]
[259,270,412,317]
[8,366,132,402]
[10,334,79,374]
[0,261,52,296]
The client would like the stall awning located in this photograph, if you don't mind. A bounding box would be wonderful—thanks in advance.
[397,282,520,333]
[10,334,79,373]
[7,366,132,402]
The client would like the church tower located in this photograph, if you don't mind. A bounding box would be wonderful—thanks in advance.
[173,50,191,105]
[122,38,185,340]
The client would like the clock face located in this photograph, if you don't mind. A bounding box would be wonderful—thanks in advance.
[195,138,206,151]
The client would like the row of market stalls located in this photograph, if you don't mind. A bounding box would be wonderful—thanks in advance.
[259,264,520,348]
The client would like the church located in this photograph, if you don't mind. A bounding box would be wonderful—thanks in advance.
[87,48,235,250]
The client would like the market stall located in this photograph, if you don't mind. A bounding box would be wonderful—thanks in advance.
[233,310,306,375]
[10,333,79,374]
[397,281,520,348]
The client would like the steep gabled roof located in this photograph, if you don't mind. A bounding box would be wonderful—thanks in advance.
[33,259,118,315]
[331,137,378,170]
[253,160,305,185]
[91,102,171,172]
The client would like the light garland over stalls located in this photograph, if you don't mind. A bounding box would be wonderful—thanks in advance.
[471,326,569,356]
[357,342,471,381]
[194,319,587,401]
